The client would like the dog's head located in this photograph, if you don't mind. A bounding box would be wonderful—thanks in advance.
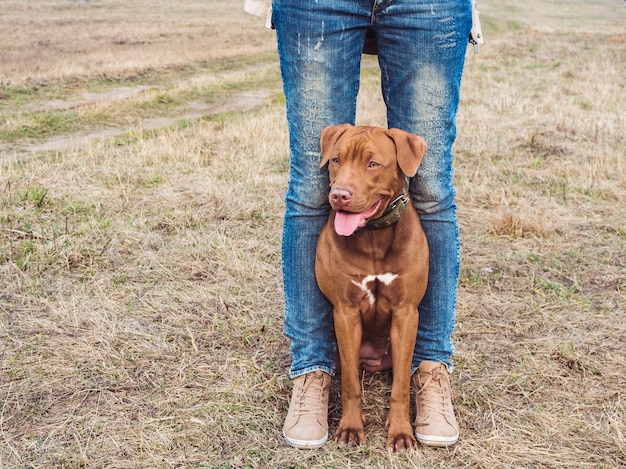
[320,124,426,236]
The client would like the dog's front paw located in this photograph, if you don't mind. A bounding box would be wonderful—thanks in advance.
[334,416,366,446]
[386,421,417,452]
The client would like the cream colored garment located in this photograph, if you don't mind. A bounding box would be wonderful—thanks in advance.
[244,0,484,51]
[244,0,272,28]
[470,0,485,52]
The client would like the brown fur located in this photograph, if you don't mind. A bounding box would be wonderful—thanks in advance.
[315,125,429,451]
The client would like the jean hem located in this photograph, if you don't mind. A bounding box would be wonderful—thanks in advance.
[289,365,335,380]
[411,361,454,376]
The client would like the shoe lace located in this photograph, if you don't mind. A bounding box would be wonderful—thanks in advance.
[293,373,324,417]
[416,367,451,419]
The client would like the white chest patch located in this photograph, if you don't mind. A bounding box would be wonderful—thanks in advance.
[351,273,398,305]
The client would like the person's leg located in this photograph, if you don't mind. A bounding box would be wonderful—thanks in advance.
[373,0,472,446]
[272,0,371,447]
[274,0,370,379]
[375,0,470,373]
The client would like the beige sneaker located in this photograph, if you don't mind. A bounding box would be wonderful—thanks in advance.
[413,361,460,447]
[283,371,331,449]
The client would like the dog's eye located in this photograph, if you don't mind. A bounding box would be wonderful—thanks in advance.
[332,157,340,164]
[368,160,380,168]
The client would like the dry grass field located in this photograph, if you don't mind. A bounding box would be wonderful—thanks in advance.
[1,0,625,467]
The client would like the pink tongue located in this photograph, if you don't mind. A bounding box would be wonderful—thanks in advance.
[334,211,363,236]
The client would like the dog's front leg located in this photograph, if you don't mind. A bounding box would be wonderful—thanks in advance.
[333,305,366,446]
[386,305,419,452]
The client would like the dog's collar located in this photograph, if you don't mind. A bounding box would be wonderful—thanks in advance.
[365,179,410,230]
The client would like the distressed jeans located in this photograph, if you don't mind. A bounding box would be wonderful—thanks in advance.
[273,0,472,378]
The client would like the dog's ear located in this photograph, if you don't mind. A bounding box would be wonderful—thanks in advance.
[386,128,427,177]
[320,124,352,168]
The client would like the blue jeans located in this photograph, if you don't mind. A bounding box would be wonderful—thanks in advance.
[273,0,472,379]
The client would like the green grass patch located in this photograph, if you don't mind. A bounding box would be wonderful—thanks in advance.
[0,110,81,142]
[0,64,280,144]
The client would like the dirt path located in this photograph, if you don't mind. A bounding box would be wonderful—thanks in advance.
[0,70,278,163]
[5,89,273,161]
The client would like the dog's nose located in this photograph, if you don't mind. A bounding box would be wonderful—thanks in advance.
[330,188,352,205]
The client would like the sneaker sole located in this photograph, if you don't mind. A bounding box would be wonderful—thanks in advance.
[415,432,459,448]
[283,430,328,449]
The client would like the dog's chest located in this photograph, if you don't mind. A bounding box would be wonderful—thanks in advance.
[349,272,399,308]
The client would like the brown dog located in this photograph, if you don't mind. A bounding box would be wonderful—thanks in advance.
[315,124,429,452]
